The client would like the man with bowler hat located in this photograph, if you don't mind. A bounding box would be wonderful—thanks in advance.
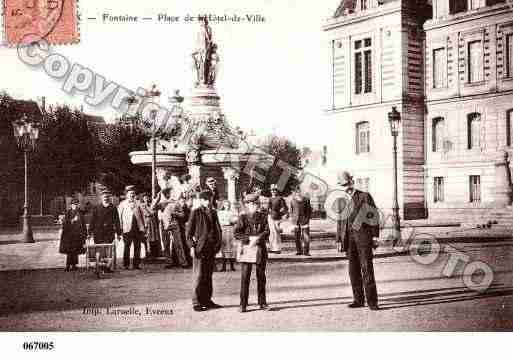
[118,185,146,270]
[186,190,223,312]
[338,171,380,311]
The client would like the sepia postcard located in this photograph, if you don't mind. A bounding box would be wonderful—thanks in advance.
[1,0,513,356]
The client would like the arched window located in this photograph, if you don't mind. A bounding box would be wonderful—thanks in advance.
[355,121,370,154]
[432,117,445,152]
[467,113,481,149]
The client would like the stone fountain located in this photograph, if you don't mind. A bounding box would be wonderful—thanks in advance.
[130,17,270,205]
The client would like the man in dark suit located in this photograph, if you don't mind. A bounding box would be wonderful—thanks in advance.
[89,190,121,244]
[186,190,223,312]
[233,193,270,313]
[205,177,220,210]
[289,187,313,256]
[338,171,380,311]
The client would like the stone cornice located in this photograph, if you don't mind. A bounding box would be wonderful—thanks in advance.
[424,4,512,31]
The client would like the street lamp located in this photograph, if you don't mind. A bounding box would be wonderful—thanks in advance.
[144,85,162,199]
[12,114,40,243]
[388,106,401,245]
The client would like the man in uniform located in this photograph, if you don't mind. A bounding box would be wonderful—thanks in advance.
[290,186,313,256]
[234,193,270,313]
[186,190,223,312]
[338,171,380,311]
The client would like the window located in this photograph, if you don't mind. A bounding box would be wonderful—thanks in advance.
[356,122,370,154]
[434,177,444,203]
[354,38,372,94]
[469,175,481,203]
[361,0,369,10]
[507,110,513,147]
[468,40,483,83]
[449,0,467,14]
[433,48,447,88]
[507,34,513,78]
[467,113,481,149]
[432,117,445,152]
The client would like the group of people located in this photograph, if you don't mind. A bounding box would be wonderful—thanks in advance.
[59,170,381,312]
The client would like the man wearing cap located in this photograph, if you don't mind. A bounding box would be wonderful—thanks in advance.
[89,190,121,245]
[186,190,223,312]
[118,185,146,270]
[205,177,220,210]
[234,193,270,313]
[338,171,380,311]
[267,183,288,253]
[290,187,313,256]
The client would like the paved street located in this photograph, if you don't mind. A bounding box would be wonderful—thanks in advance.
[1,239,512,331]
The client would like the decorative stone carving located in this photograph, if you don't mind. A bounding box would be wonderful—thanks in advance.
[493,150,513,207]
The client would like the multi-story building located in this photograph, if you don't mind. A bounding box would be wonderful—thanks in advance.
[323,0,513,223]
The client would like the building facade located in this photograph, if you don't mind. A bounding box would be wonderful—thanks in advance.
[324,0,513,222]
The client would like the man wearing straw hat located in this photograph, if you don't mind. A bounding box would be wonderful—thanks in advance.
[118,185,146,270]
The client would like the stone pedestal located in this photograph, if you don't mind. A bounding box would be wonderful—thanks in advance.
[223,167,240,207]
[493,151,513,208]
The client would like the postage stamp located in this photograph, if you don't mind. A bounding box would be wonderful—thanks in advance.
[3,0,79,45]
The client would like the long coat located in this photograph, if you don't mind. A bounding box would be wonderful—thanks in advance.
[186,206,222,259]
[59,209,87,255]
[89,204,121,244]
[233,210,269,264]
[338,189,380,251]
[289,195,312,226]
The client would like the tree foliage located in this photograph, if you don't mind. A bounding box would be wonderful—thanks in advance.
[32,105,96,196]
[92,121,150,196]
[253,134,303,196]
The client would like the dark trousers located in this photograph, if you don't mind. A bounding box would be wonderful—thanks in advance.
[66,253,78,268]
[294,225,310,254]
[170,228,189,267]
[162,230,171,258]
[192,255,216,306]
[347,238,378,306]
[123,230,142,268]
[240,261,267,307]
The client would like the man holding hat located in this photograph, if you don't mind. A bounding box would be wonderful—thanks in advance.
[186,190,223,312]
[118,185,146,270]
[233,193,270,313]
[89,190,121,245]
[337,171,380,311]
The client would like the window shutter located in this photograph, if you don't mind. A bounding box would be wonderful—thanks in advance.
[507,111,511,147]
[467,116,472,149]
[355,125,360,154]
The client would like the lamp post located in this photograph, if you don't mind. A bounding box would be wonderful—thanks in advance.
[388,106,401,245]
[143,85,162,199]
[12,114,40,243]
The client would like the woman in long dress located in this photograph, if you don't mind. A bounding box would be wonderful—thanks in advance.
[218,200,238,271]
[59,199,87,271]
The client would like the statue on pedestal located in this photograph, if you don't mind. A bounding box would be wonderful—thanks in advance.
[192,17,219,88]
